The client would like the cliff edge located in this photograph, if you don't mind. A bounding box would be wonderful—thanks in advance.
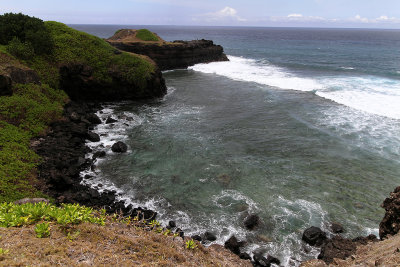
[107,29,229,71]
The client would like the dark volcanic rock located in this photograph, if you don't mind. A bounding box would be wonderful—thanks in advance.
[224,235,246,255]
[86,113,102,124]
[86,131,100,142]
[108,39,228,71]
[191,235,202,242]
[203,231,217,242]
[253,253,281,267]
[59,63,166,101]
[111,141,128,153]
[244,214,260,230]
[0,74,12,96]
[106,116,118,124]
[331,222,344,234]
[302,226,327,246]
[92,150,106,159]
[6,66,40,84]
[168,220,176,228]
[318,235,355,264]
[239,252,251,260]
[380,186,400,239]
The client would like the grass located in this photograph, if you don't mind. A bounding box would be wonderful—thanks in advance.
[136,29,159,41]
[26,22,155,89]
[0,205,250,266]
[0,83,68,203]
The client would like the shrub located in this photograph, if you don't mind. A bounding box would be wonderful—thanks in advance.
[35,222,50,238]
[6,37,34,59]
[136,29,159,41]
[0,13,53,55]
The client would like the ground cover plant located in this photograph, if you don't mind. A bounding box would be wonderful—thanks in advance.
[136,29,159,41]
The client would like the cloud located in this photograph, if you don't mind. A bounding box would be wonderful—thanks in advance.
[287,14,303,18]
[194,6,247,22]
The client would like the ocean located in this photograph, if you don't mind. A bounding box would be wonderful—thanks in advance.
[71,25,400,265]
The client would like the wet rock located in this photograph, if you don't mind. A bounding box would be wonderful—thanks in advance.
[302,226,327,246]
[175,228,184,238]
[203,231,217,242]
[331,222,344,234]
[86,131,100,142]
[352,234,378,245]
[168,220,176,228]
[191,235,202,242]
[239,252,251,260]
[92,150,106,160]
[224,235,246,255]
[70,112,80,122]
[86,113,102,124]
[111,141,128,153]
[106,116,118,124]
[244,214,260,230]
[253,252,281,267]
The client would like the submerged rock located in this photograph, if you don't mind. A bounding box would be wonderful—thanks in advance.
[331,222,344,234]
[244,214,260,230]
[302,226,327,246]
[111,141,128,153]
[106,116,118,124]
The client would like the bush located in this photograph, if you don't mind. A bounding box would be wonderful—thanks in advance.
[6,37,34,59]
[0,13,53,56]
[136,29,159,41]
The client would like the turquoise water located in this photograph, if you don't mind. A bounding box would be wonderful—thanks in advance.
[76,26,400,265]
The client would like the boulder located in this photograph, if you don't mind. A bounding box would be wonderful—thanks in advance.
[302,226,327,246]
[244,214,260,230]
[224,235,246,255]
[0,74,12,96]
[239,252,251,260]
[106,116,118,124]
[191,235,202,242]
[168,220,176,228]
[86,131,100,142]
[6,66,40,84]
[86,113,102,124]
[92,150,106,160]
[111,141,128,153]
[317,235,355,264]
[253,253,281,267]
[203,231,217,242]
[331,222,344,234]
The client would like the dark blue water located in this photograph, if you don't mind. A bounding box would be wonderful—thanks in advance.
[74,25,400,266]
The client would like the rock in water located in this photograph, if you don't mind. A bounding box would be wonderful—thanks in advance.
[86,131,100,142]
[244,214,260,230]
[106,116,118,124]
[331,222,344,234]
[302,226,327,246]
[253,253,281,267]
[203,231,217,242]
[224,235,246,255]
[86,113,102,124]
[111,141,128,153]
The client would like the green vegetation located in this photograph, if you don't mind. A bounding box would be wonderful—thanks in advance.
[0,202,106,229]
[0,13,53,57]
[34,222,50,238]
[185,239,198,250]
[0,13,155,203]
[0,84,67,202]
[136,29,159,41]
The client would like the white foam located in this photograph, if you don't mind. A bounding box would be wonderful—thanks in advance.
[316,76,400,119]
[190,56,323,92]
[190,55,400,120]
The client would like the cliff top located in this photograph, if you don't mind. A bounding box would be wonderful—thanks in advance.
[108,29,166,44]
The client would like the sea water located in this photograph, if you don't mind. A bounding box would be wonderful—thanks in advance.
[73,25,400,265]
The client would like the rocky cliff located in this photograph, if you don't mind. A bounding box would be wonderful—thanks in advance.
[107,30,228,71]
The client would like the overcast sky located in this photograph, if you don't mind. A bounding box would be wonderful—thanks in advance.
[1,0,400,28]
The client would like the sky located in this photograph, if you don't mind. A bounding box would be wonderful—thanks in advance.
[1,0,400,28]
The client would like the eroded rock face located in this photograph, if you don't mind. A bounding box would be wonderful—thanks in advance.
[379,186,400,239]
[59,63,166,101]
[108,39,229,71]
[0,74,12,96]
[0,66,40,96]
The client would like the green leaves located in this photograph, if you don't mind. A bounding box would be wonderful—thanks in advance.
[136,29,159,42]
[185,239,198,250]
[34,222,50,238]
